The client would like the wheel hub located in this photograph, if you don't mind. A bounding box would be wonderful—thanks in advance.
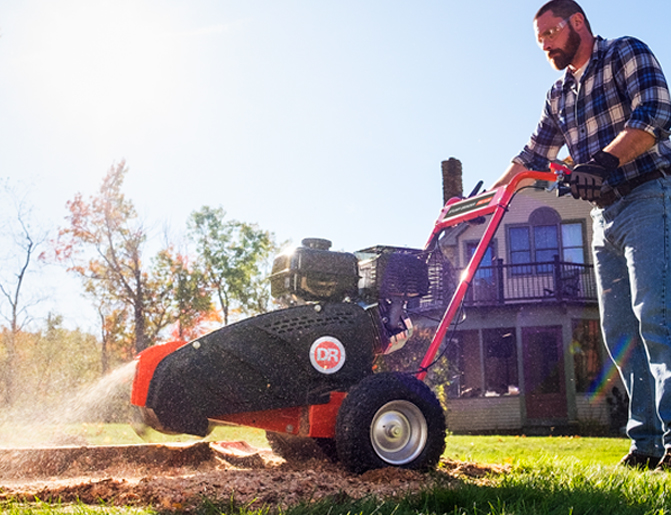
[385,424,403,439]
[370,400,428,465]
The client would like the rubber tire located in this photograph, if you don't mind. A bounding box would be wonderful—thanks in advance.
[335,372,446,474]
[266,431,337,462]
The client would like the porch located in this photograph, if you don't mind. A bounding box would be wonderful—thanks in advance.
[419,255,598,310]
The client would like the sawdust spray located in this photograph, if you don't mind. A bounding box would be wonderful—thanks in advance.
[0,360,137,448]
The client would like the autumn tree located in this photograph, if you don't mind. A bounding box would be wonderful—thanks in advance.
[55,161,151,356]
[147,247,215,342]
[188,206,278,325]
[87,278,132,373]
[55,162,221,363]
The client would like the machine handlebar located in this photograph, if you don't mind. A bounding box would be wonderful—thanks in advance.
[425,163,573,250]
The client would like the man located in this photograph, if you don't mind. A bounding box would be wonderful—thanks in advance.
[493,0,671,470]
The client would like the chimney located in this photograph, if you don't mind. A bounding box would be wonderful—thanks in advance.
[441,158,463,205]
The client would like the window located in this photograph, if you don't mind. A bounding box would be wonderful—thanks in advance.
[465,242,497,302]
[509,226,532,274]
[534,225,559,272]
[562,223,585,264]
[483,328,519,396]
[571,319,604,393]
[508,208,585,274]
[510,225,560,273]
[445,330,482,398]
[446,328,520,398]
[465,241,495,282]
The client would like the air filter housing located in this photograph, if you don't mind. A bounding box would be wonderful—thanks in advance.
[358,252,430,302]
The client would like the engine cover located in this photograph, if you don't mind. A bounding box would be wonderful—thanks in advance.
[144,303,376,436]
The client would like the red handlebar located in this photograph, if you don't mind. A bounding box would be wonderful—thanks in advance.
[417,166,570,380]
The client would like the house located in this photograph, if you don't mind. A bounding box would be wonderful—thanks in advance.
[403,159,625,435]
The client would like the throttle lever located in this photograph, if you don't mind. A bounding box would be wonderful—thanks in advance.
[467,180,484,198]
[547,161,573,197]
[556,184,572,197]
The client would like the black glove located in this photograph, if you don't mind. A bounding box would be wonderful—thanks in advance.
[570,150,620,201]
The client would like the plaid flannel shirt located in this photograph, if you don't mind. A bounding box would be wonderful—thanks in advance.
[514,36,671,190]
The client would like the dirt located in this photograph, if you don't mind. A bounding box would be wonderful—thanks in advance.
[0,441,504,512]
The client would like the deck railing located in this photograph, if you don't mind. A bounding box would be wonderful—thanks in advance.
[418,256,597,310]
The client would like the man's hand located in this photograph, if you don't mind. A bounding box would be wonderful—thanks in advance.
[569,163,606,201]
[570,150,620,201]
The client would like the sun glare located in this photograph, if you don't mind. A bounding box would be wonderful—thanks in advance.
[17,1,181,133]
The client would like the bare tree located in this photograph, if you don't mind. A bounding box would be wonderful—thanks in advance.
[0,184,46,406]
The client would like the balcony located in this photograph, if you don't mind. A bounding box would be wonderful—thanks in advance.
[418,255,598,310]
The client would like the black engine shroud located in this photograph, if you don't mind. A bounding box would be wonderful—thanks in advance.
[145,302,376,436]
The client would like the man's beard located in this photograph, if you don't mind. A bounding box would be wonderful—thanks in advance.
[548,26,581,70]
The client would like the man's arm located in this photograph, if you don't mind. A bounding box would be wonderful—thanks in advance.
[568,127,657,201]
[490,162,529,190]
[491,126,654,193]
[603,128,656,166]
[598,38,670,169]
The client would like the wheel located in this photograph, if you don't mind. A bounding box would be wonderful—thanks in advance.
[335,372,446,473]
[265,431,337,462]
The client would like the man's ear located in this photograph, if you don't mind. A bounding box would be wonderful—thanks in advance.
[570,12,585,31]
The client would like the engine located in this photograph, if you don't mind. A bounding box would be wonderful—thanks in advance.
[269,238,429,355]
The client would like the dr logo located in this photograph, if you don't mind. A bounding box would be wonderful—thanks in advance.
[309,336,346,374]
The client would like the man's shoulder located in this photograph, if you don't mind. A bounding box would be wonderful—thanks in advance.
[545,37,656,99]
[598,35,654,58]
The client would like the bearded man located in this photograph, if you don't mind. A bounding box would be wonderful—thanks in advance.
[492,0,671,470]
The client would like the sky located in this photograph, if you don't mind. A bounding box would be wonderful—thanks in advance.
[1,0,670,332]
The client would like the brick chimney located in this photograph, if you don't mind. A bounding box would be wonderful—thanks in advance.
[441,158,463,205]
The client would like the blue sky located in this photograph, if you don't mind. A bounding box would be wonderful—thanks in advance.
[1,0,670,329]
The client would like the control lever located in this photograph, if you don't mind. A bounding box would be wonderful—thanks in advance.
[556,184,572,197]
[547,161,573,197]
[546,180,572,197]
[467,180,484,198]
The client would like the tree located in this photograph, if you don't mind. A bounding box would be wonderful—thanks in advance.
[0,315,100,417]
[89,281,132,373]
[31,314,100,405]
[188,206,278,325]
[0,183,46,406]
[147,247,216,342]
[55,161,150,355]
[55,162,221,363]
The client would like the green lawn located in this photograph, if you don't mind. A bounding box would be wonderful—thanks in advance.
[0,422,269,448]
[443,434,630,467]
[0,422,630,468]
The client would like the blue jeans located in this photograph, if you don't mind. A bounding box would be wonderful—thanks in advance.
[591,175,671,457]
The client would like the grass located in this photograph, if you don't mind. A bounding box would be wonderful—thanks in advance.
[0,422,629,466]
[0,422,269,448]
[443,434,629,467]
[1,428,670,514]
[279,451,671,515]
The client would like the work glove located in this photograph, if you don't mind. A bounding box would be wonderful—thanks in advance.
[570,150,620,201]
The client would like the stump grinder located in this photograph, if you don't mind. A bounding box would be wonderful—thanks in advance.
[130,164,571,473]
